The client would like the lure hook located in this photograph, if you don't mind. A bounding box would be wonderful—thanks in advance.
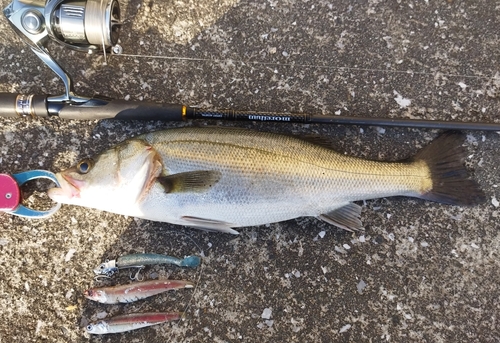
[93,274,111,281]
[129,267,145,281]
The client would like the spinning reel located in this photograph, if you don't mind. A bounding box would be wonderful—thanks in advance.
[4,0,121,104]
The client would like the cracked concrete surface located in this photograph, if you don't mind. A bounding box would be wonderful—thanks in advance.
[0,0,499,342]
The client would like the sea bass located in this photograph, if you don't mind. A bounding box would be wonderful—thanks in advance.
[48,127,485,233]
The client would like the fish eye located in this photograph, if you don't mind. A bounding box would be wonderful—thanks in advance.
[86,324,93,331]
[77,159,93,174]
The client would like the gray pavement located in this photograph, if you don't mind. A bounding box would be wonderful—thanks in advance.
[1,0,499,342]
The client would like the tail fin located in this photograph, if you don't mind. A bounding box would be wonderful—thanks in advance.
[414,132,485,206]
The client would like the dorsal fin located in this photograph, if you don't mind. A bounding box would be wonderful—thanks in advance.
[296,134,336,149]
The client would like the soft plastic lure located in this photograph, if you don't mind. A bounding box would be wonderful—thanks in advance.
[86,312,183,334]
[83,279,194,304]
[94,253,201,280]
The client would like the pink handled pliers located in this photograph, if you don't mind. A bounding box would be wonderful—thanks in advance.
[0,170,60,218]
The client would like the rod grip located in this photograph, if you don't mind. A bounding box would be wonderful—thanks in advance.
[0,93,49,118]
[58,99,187,121]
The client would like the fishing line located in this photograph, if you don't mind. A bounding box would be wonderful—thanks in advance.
[100,0,108,64]
[114,53,500,82]
[161,228,205,332]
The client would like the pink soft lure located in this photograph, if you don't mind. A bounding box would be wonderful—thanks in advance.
[83,279,194,304]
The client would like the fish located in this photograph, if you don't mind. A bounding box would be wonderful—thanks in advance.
[83,279,194,304]
[48,127,485,234]
[86,312,183,334]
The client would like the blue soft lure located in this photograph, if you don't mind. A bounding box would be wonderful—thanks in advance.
[94,253,201,279]
[179,255,201,268]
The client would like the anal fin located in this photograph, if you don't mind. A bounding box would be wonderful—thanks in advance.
[318,203,363,232]
[180,216,239,235]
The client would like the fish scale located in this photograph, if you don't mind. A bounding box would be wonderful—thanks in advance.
[48,128,484,233]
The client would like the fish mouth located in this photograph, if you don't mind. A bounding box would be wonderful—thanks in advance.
[83,289,98,300]
[47,173,83,202]
[83,289,103,301]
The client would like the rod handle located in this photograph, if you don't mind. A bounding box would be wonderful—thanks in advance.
[57,98,186,121]
[0,93,47,118]
[0,93,18,118]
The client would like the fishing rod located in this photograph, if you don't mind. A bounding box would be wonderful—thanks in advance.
[2,0,499,131]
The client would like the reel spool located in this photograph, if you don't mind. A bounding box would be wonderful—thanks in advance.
[51,0,121,51]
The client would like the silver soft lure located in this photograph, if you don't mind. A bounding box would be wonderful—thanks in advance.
[86,312,183,334]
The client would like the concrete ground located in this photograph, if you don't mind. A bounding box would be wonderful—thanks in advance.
[1,0,499,342]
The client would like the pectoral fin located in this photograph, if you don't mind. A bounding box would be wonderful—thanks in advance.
[157,171,222,193]
[318,203,363,232]
[180,216,239,235]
